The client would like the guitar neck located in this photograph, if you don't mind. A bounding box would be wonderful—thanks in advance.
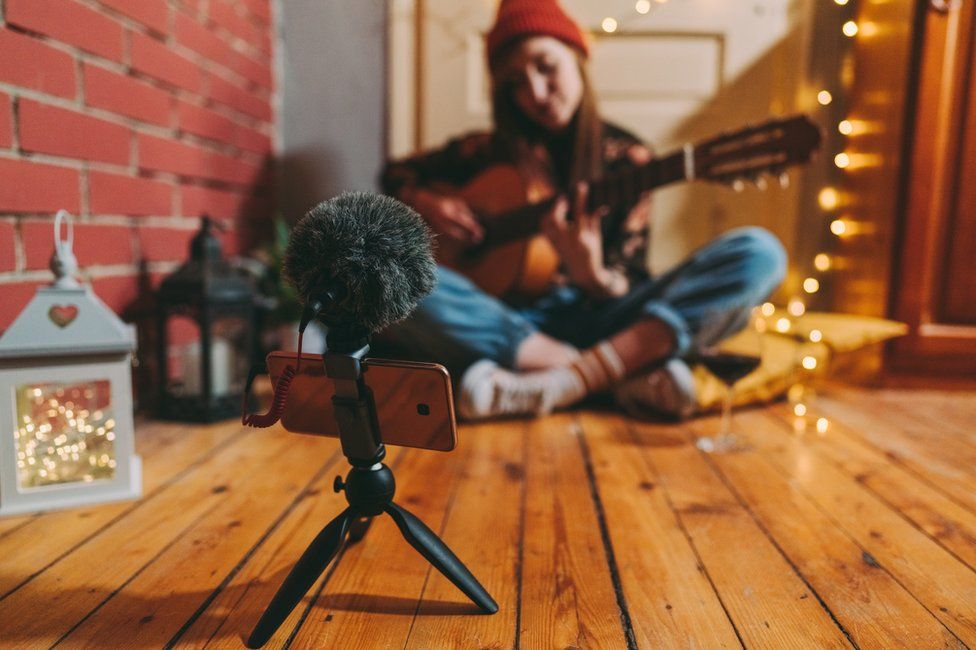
[480,148,690,251]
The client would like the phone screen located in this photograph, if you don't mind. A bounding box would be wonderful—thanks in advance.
[266,352,457,452]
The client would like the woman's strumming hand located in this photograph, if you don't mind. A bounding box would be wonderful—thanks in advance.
[401,187,484,245]
[541,181,616,294]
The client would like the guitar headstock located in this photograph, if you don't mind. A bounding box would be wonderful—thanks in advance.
[692,115,822,187]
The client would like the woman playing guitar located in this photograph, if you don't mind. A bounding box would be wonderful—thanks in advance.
[380,0,786,420]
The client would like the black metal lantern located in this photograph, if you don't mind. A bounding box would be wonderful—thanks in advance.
[156,217,254,422]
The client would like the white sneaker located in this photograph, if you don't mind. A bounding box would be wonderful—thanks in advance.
[613,358,697,421]
[457,359,585,421]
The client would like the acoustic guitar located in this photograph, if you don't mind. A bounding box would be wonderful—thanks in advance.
[429,114,822,298]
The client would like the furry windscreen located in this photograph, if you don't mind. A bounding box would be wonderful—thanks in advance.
[284,192,437,334]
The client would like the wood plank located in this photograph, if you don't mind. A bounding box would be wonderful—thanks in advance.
[626,416,852,648]
[577,411,741,648]
[832,386,976,463]
[698,409,976,645]
[0,419,245,598]
[683,413,961,648]
[870,388,976,452]
[0,427,337,647]
[168,444,405,649]
[517,414,629,648]
[402,417,526,648]
[0,514,37,539]
[58,436,345,647]
[769,402,976,571]
[816,390,976,513]
[281,439,470,648]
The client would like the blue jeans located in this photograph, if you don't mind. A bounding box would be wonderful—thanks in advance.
[380,227,787,375]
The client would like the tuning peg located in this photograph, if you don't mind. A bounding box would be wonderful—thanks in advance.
[732,179,746,193]
[755,176,769,191]
[779,172,790,188]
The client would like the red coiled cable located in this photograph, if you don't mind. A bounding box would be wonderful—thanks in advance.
[241,329,305,428]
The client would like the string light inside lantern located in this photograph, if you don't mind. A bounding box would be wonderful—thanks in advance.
[601,17,618,33]
[15,381,117,488]
[817,90,833,106]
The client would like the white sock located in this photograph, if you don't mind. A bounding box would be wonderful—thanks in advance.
[541,365,587,409]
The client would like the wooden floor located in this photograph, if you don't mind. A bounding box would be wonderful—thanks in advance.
[2,382,976,648]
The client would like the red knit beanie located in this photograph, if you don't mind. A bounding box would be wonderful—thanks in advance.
[486,0,589,65]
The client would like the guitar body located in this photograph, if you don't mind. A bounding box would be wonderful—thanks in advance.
[431,164,561,298]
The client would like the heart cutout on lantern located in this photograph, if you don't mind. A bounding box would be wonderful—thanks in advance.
[48,304,79,328]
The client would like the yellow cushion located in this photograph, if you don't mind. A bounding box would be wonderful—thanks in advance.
[693,311,907,412]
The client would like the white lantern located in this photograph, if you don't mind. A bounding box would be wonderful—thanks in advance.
[0,212,141,515]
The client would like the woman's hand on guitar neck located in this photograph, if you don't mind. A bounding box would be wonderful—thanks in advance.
[542,182,626,298]
[400,186,484,245]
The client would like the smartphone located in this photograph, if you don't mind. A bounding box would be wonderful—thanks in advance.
[265,351,457,452]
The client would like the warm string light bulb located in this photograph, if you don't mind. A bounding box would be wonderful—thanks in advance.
[794,403,808,417]
[834,152,851,169]
[818,187,840,210]
[601,17,618,32]
[814,253,832,271]
[635,0,651,14]
[834,0,849,4]
[788,299,806,317]
[760,302,776,317]
[802,356,818,370]
[842,21,859,37]
[809,329,823,343]
[817,90,833,106]
[830,219,848,236]
[803,277,820,293]
[838,120,854,135]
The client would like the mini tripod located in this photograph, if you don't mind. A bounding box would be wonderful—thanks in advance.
[247,326,497,648]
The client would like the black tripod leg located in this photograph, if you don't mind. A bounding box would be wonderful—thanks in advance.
[247,508,353,648]
[385,502,498,614]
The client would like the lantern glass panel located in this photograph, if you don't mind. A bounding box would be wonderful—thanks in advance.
[14,379,117,489]
[164,315,201,397]
[209,314,250,397]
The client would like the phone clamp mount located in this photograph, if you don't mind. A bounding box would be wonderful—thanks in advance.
[246,325,498,648]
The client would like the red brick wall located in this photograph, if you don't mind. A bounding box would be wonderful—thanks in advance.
[0,0,276,331]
